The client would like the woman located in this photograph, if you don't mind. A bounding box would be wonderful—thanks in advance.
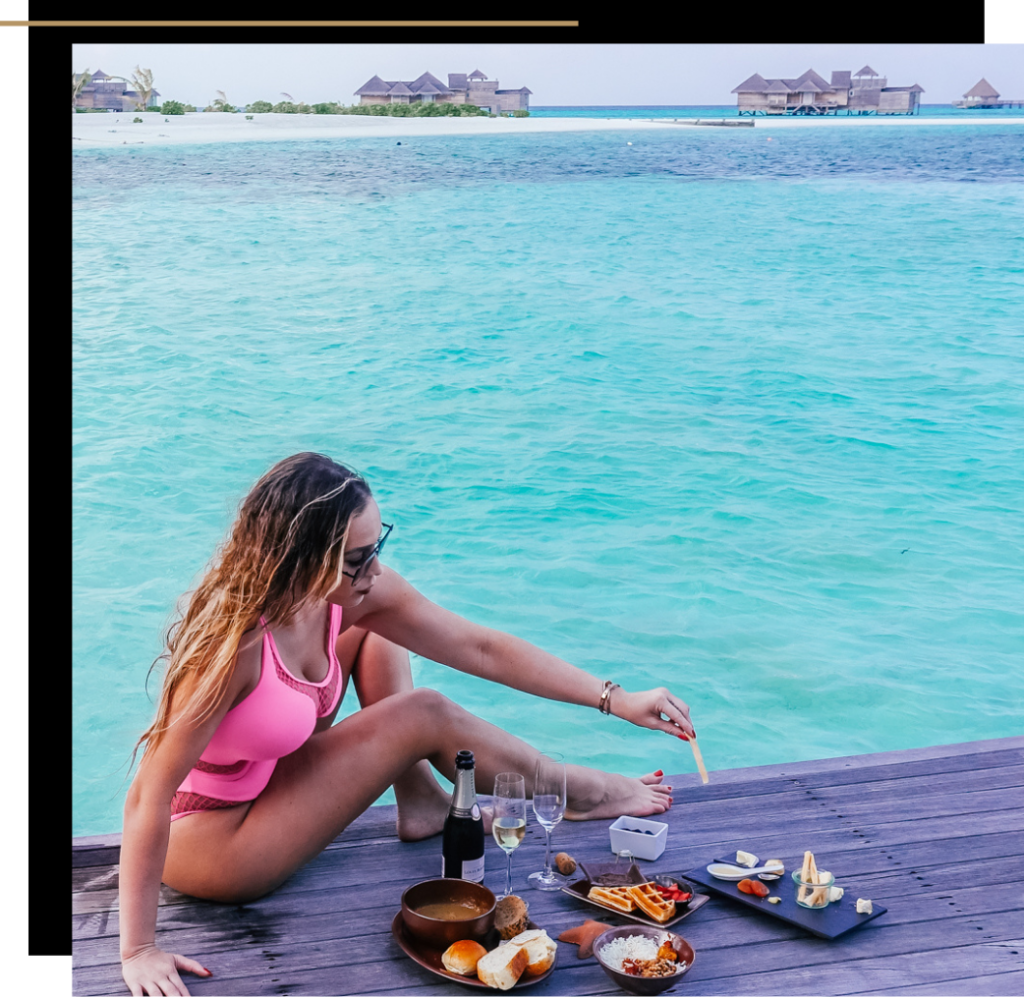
[120,453,695,996]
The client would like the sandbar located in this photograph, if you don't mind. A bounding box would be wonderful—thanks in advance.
[72,110,1024,149]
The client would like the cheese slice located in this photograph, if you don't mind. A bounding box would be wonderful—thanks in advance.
[735,850,758,868]
[856,898,873,915]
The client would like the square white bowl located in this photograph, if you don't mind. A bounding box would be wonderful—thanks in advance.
[608,815,668,861]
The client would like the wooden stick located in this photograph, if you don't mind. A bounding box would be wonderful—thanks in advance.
[689,737,709,784]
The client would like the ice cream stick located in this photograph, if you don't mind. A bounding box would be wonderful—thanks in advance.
[689,737,709,784]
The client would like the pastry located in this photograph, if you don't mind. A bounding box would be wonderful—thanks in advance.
[587,885,635,912]
[476,943,529,990]
[507,928,557,975]
[494,894,531,940]
[627,882,676,923]
[441,939,488,976]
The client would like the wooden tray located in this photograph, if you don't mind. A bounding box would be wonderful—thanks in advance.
[684,864,887,940]
[391,914,556,989]
[562,866,710,929]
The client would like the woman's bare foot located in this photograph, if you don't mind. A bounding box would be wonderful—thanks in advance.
[394,761,495,840]
[564,769,672,821]
[394,761,453,841]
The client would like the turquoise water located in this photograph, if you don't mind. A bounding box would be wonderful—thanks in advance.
[73,123,1024,837]
[532,104,1024,119]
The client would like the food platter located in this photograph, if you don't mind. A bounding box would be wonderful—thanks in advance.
[561,865,710,930]
[391,915,556,989]
[684,863,887,940]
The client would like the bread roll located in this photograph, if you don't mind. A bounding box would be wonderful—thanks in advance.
[494,894,530,940]
[508,928,557,976]
[476,944,528,991]
[441,939,488,976]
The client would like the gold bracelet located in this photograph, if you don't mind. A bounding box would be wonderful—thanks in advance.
[598,680,620,715]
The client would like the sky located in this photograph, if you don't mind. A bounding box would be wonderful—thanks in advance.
[69,42,1024,108]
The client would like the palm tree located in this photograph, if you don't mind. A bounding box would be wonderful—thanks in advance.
[126,66,155,110]
[210,90,236,112]
[73,69,92,109]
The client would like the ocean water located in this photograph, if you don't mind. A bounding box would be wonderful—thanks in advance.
[532,104,1024,119]
[72,122,1024,837]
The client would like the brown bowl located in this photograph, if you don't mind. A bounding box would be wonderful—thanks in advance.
[400,878,496,949]
[593,925,695,995]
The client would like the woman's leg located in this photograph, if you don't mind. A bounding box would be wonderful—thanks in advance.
[342,629,453,841]
[163,687,671,903]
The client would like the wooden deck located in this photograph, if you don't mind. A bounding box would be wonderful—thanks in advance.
[73,736,1024,996]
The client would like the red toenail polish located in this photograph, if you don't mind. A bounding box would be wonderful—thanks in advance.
[655,770,663,776]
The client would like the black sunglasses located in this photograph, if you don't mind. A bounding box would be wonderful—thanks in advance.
[342,522,393,582]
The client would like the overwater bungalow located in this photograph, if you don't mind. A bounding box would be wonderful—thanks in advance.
[354,69,531,115]
[74,69,160,111]
[952,78,1023,108]
[732,66,922,116]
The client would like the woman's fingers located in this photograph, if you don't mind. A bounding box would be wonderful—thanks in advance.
[175,954,211,979]
[652,688,695,739]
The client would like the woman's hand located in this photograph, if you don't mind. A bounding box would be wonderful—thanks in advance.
[122,944,211,996]
[612,687,695,740]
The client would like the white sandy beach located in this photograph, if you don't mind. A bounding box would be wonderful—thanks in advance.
[71,110,1024,148]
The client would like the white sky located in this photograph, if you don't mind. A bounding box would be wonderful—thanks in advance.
[69,42,1024,108]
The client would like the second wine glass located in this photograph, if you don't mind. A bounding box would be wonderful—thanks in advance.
[492,773,527,899]
[528,752,567,891]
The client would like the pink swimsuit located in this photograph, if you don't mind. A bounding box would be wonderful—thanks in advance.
[171,604,344,820]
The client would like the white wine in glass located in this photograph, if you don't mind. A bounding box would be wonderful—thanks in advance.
[492,773,527,899]
[528,752,567,891]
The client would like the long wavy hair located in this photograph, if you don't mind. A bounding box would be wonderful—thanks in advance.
[134,453,372,760]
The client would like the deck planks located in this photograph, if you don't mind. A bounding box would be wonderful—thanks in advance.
[72,736,1024,995]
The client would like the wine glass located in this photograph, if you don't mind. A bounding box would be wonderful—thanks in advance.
[528,752,567,891]
[492,773,527,899]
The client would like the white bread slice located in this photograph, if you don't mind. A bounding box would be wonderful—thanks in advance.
[476,943,528,990]
[507,929,557,976]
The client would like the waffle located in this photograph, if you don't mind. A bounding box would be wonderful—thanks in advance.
[627,882,677,923]
[587,885,636,912]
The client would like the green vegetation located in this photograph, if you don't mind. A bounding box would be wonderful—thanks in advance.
[159,100,186,115]
[205,90,238,112]
[245,100,274,113]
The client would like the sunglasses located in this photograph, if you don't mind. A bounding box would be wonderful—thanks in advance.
[342,522,393,582]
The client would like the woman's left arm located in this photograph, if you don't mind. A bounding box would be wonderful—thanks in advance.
[355,568,695,740]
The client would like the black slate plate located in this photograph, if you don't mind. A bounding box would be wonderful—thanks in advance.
[684,864,887,940]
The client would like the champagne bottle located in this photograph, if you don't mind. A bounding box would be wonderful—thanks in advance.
[441,749,485,882]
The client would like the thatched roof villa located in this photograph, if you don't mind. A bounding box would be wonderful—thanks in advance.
[732,66,923,116]
[74,69,160,111]
[354,69,531,115]
[952,78,1022,108]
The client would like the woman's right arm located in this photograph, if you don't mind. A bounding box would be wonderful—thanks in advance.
[119,670,243,996]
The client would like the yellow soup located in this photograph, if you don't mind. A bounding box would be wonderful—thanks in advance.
[415,901,486,921]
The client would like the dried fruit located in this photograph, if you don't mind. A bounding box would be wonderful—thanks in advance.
[555,852,577,876]
[738,878,769,897]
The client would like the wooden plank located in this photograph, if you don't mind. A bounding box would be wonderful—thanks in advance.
[71,739,1024,996]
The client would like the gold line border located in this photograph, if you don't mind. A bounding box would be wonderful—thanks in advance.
[7,20,579,27]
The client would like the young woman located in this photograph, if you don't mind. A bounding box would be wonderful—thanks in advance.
[120,452,695,996]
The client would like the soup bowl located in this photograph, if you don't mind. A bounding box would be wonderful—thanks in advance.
[400,878,497,949]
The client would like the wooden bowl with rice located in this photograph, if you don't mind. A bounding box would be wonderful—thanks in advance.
[593,925,695,995]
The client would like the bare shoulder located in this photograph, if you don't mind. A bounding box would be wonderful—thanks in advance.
[339,566,420,630]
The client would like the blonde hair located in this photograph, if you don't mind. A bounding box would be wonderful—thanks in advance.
[134,453,371,761]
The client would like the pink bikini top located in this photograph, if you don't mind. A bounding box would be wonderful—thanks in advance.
[174,604,344,805]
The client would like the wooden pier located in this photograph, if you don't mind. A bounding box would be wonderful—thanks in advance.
[73,736,1024,995]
